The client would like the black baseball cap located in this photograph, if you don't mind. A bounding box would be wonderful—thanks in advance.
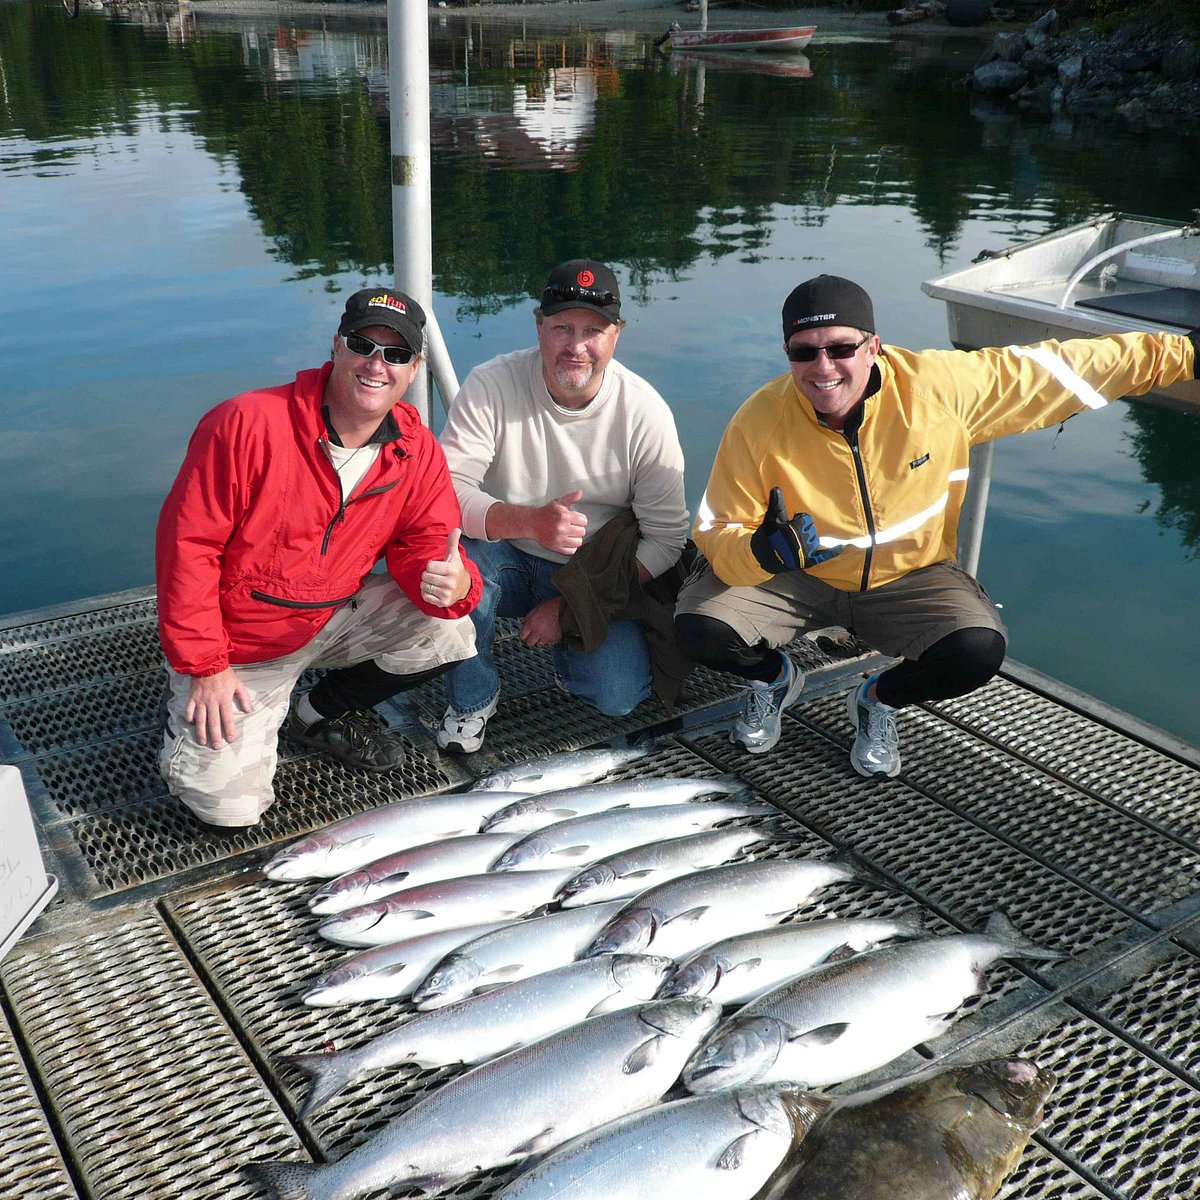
[539,259,622,323]
[782,275,875,339]
[339,287,426,352]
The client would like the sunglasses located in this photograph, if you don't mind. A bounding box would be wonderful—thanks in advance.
[542,284,618,308]
[785,334,870,363]
[341,332,417,365]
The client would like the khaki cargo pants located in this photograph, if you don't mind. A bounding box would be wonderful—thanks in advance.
[160,574,476,827]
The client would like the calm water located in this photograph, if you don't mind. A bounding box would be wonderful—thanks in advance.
[2,2,1198,742]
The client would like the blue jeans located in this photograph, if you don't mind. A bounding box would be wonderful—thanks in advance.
[445,536,652,717]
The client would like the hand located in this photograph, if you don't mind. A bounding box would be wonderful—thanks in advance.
[184,667,251,749]
[519,597,563,647]
[750,487,844,573]
[420,528,471,607]
[531,490,588,556]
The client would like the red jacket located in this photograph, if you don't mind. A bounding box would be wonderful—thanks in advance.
[156,363,482,677]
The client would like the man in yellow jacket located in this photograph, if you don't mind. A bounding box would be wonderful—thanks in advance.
[675,274,1197,777]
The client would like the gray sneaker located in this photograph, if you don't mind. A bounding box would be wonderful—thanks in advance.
[437,694,499,754]
[730,655,805,754]
[846,677,901,778]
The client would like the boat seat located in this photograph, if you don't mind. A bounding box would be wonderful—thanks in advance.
[1077,286,1200,329]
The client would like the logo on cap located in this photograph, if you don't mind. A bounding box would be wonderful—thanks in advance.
[577,269,595,288]
[367,294,407,314]
[791,312,836,328]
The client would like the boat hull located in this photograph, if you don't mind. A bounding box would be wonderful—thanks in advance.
[922,213,1200,411]
[668,26,815,52]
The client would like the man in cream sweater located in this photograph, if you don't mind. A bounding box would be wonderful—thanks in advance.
[437,258,689,752]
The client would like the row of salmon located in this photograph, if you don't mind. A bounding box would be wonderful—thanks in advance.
[253,744,1058,1200]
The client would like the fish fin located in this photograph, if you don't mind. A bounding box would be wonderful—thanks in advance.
[621,869,656,881]
[375,869,412,887]
[406,910,437,921]
[246,1160,320,1200]
[983,912,1065,962]
[510,1127,561,1156]
[372,962,416,983]
[893,909,931,938]
[280,1052,357,1121]
[787,1022,850,1047]
[557,845,600,862]
[663,906,711,927]
[715,1131,757,1171]
[342,834,377,853]
[723,957,762,977]
[542,808,582,821]
[829,849,892,890]
[482,963,528,982]
[821,943,858,965]
[623,1034,665,1074]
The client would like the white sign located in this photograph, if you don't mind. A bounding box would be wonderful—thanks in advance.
[0,765,58,962]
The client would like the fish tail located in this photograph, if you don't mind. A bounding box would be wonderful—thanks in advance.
[831,849,892,891]
[282,1052,359,1120]
[710,772,748,793]
[892,908,931,937]
[246,1160,321,1200]
[984,912,1064,961]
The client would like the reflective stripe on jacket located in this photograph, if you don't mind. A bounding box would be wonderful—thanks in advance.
[695,332,1196,591]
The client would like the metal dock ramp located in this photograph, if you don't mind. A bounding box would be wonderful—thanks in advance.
[2,588,1198,1200]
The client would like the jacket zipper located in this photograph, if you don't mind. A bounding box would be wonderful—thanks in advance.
[843,426,876,592]
[320,480,401,555]
[250,589,358,609]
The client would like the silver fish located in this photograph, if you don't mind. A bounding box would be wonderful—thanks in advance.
[308,832,523,915]
[556,827,770,908]
[249,998,721,1200]
[262,791,530,881]
[470,744,653,794]
[316,867,580,947]
[284,954,674,1118]
[682,913,1063,1093]
[300,921,511,1007]
[492,1085,831,1200]
[412,900,629,1010]
[491,798,772,872]
[659,912,929,1006]
[583,857,862,962]
[481,774,749,834]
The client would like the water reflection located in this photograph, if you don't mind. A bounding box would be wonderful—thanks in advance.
[2,1,1199,738]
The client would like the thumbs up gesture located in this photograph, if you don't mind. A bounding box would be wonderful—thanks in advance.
[532,489,588,555]
[420,528,471,608]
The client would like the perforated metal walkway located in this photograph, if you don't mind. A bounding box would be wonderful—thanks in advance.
[2,588,1199,1200]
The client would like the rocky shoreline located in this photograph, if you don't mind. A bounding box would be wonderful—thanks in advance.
[969,8,1200,131]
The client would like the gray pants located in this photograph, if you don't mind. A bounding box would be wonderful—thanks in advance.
[160,574,475,826]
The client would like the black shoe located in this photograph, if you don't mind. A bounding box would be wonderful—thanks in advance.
[285,706,407,772]
[194,817,255,839]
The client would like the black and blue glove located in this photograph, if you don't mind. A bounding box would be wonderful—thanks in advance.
[750,487,844,574]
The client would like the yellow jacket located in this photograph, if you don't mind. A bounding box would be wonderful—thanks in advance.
[695,333,1196,592]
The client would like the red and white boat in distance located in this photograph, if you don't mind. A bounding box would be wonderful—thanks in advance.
[668,24,816,52]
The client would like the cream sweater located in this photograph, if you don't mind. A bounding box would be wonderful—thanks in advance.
[440,347,689,578]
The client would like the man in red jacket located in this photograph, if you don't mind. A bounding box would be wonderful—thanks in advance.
[156,287,482,833]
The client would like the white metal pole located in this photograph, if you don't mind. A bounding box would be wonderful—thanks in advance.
[957,439,995,577]
[388,0,433,425]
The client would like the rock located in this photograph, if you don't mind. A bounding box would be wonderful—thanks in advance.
[971,61,1030,94]
[1020,47,1054,77]
[1056,54,1084,88]
[995,32,1028,63]
[1115,96,1149,124]
[1112,49,1159,74]
[1163,38,1199,83]
[1024,7,1057,48]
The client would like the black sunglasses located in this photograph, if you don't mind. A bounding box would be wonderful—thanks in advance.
[785,333,870,363]
[342,332,417,365]
[542,284,618,308]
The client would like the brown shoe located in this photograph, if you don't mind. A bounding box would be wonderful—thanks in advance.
[285,706,407,772]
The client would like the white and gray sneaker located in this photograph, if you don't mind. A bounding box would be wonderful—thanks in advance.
[437,694,499,754]
[846,676,901,778]
[730,654,805,754]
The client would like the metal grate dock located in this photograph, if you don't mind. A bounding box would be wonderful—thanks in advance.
[1,589,1199,1200]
